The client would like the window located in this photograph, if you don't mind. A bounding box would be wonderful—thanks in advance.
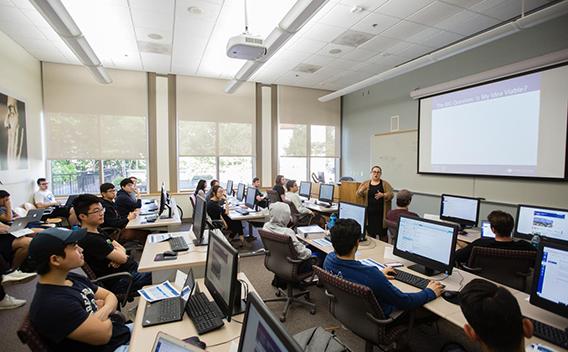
[50,160,100,195]
[103,160,148,193]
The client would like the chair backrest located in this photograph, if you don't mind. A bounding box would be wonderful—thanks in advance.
[258,229,303,282]
[267,190,280,204]
[385,219,398,244]
[189,194,196,209]
[285,200,310,229]
[339,176,354,182]
[18,314,49,352]
[81,262,97,280]
[313,266,390,345]
[467,246,537,291]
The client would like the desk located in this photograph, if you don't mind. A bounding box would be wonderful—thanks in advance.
[457,228,481,245]
[297,234,568,351]
[227,208,269,222]
[127,198,182,231]
[304,201,338,214]
[129,273,254,352]
[138,230,210,282]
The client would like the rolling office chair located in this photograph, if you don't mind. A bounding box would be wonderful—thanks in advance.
[258,229,316,322]
[460,247,537,292]
[314,266,411,352]
[81,262,135,309]
[266,189,281,204]
[385,219,398,244]
[339,176,354,182]
[284,200,312,231]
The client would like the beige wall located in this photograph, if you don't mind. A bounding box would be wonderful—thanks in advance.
[0,30,44,205]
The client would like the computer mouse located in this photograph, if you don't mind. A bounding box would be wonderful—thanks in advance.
[442,290,460,302]
[163,250,177,257]
[183,336,206,349]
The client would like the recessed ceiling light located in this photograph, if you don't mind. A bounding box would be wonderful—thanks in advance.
[147,33,163,40]
[187,6,203,15]
[329,48,342,54]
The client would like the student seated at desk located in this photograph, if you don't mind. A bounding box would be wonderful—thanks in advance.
[75,194,151,294]
[0,248,27,310]
[252,177,268,208]
[33,178,58,209]
[0,190,18,223]
[273,175,287,202]
[323,219,443,317]
[206,185,245,244]
[459,278,533,352]
[263,202,312,260]
[285,180,313,216]
[0,222,35,283]
[194,179,207,198]
[205,179,219,202]
[27,227,131,351]
[454,210,535,265]
[386,189,418,223]
[115,178,141,218]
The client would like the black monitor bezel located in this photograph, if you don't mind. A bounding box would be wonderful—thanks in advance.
[158,184,167,216]
[439,193,480,228]
[318,183,334,203]
[529,239,568,319]
[237,183,246,202]
[245,186,256,209]
[299,181,311,199]
[338,201,367,241]
[394,214,459,275]
[192,195,207,243]
[204,230,239,322]
[514,204,568,242]
[226,180,234,197]
[236,292,303,352]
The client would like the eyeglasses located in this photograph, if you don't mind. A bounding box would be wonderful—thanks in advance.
[371,170,382,174]
[40,183,49,186]
[87,208,106,215]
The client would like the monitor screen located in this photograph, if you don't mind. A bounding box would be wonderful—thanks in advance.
[530,240,568,319]
[237,183,246,201]
[226,180,234,197]
[440,194,480,227]
[338,202,366,240]
[395,215,458,275]
[159,183,167,216]
[192,196,206,243]
[237,292,302,352]
[515,204,568,242]
[480,220,496,238]
[205,231,238,320]
[245,187,257,209]
[299,181,311,198]
[319,184,334,203]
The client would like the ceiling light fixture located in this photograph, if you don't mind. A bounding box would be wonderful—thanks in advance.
[225,0,329,93]
[29,0,112,84]
[318,1,568,102]
[329,48,342,54]
[147,33,163,40]
[187,6,203,15]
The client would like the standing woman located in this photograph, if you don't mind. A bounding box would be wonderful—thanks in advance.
[356,166,394,241]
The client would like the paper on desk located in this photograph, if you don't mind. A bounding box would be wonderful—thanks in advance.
[383,246,414,266]
[313,238,332,247]
[298,225,325,234]
[360,258,386,270]
[138,281,180,302]
[148,233,172,243]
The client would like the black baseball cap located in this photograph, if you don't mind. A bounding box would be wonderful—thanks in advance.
[29,227,87,264]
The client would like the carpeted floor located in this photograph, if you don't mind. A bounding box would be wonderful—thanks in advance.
[1,222,482,352]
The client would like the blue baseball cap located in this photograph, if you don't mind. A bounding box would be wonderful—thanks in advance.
[29,227,87,264]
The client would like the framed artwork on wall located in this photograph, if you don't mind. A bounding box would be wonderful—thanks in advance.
[0,92,28,170]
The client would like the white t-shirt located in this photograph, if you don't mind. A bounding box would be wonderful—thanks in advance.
[34,190,56,205]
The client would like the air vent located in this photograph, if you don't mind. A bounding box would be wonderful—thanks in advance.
[293,63,322,74]
[137,41,171,55]
[332,30,374,48]
[245,37,263,45]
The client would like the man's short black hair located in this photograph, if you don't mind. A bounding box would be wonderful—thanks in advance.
[330,218,360,256]
[73,194,102,218]
[119,178,134,188]
[252,177,260,183]
[37,178,46,185]
[100,183,115,193]
[285,180,296,191]
[210,179,219,187]
[33,246,66,275]
[0,190,9,199]
[488,210,514,237]
[460,279,524,351]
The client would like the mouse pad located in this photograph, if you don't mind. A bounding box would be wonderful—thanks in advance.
[154,253,177,261]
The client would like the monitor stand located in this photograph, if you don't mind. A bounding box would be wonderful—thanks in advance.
[408,264,441,277]
[358,234,370,246]
[192,229,209,247]
[230,280,246,318]
[159,203,172,219]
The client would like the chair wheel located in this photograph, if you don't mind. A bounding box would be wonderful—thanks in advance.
[304,292,310,299]
[275,291,282,297]
[280,316,286,322]
[310,308,316,315]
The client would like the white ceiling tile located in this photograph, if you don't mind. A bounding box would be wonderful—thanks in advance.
[470,0,522,21]
[375,0,435,19]
[301,54,336,66]
[301,23,346,42]
[0,20,45,40]
[315,42,355,58]
[406,1,462,26]
[389,42,430,59]
[327,58,361,70]
[175,0,222,23]
[368,52,406,67]
[381,20,430,41]
[438,0,485,9]
[135,26,173,44]
[288,38,328,54]
[406,27,463,48]
[0,0,14,6]
[339,0,389,12]
[358,34,398,51]
[0,5,26,22]
[129,0,174,13]
[340,47,379,62]
[352,12,400,35]
[130,8,174,30]
[435,10,499,36]
[317,4,371,28]
[141,52,171,73]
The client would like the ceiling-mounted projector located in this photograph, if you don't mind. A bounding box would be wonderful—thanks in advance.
[226,34,266,60]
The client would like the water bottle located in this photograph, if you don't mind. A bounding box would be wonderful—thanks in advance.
[531,234,540,249]
[328,213,337,229]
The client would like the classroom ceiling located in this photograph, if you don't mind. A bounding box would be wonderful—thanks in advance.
[0,0,557,91]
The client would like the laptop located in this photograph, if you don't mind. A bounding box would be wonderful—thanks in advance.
[26,209,45,222]
[151,332,206,352]
[64,194,80,208]
[142,269,195,327]
[8,217,35,238]
[480,220,496,238]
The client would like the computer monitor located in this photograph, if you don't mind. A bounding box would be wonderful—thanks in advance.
[299,181,311,199]
[318,184,334,205]
[317,171,325,183]
[480,220,496,238]
[204,230,245,321]
[158,183,172,218]
[439,194,480,229]
[338,202,367,241]
[394,215,459,276]
[515,204,568,242]
[192,195,208,246]
[529,240,568,319]
[237,183,246,202]
[226,180,234,197]
[245,187,256,210]
[236,292,303,352]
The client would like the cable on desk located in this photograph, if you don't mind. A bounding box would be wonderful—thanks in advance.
[455,270,465,290]
[206,335,241,347]
[434,273,450,281]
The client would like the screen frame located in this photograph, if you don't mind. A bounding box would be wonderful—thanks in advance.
[192,195,206,243]
[439,193,480,228]
[318,183,334,203]
[299,181,311,199]
[236,292,303,352]
[417,62,568,181]
[204,230,239,322]
[529,239,568,319]
[226,180,234,197]
[237,183,246,201]
[514,203,568,241]
[245,186,257,209]
[394,214,459,275]
[338,201,367,241]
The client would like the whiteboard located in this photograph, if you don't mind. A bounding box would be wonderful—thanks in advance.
[370,130,568,207]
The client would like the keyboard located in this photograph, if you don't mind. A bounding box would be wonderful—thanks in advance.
[147,205,158,211]
[393,271,430,289]
[234,208,250,215]
[185,292,224,335]
[158,299,181,322]
[169,236,189,252]
[530,318,568,348]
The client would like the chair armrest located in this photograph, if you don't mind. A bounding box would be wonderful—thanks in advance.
[515,271,532,278]
[109,311,127,324]
[286,256,305,264]
[366,312,394,325]
[461,264,482,273]
[91,272,134,307]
